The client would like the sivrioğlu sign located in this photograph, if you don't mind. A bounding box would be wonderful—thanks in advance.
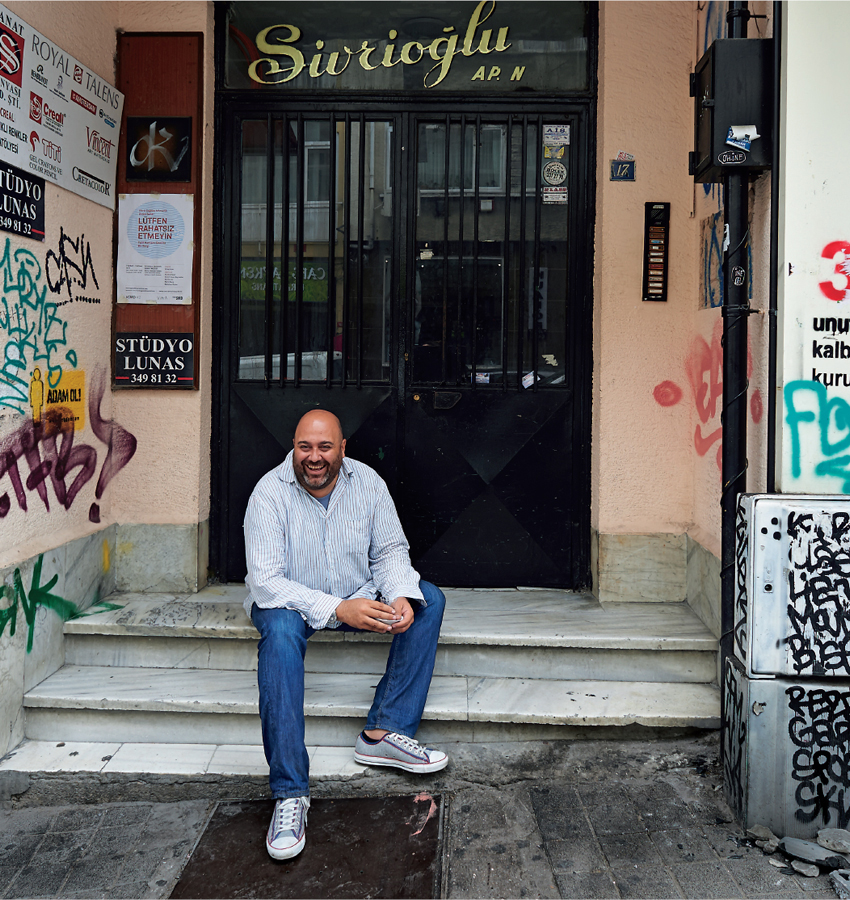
[113,332,195,389]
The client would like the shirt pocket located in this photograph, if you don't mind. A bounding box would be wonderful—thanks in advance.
[345,517,371,557]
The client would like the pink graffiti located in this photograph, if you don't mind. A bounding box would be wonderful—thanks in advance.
[653,320,762,470]
[0,367,136,523]
[408,792,438,836]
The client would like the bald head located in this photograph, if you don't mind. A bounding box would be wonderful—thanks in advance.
[292,410,346,497]
[294,409,343,444]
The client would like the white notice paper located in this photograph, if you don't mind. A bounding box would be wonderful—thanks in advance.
[117,193,193,305]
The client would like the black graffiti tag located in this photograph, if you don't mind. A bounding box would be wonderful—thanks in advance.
[784,512,850,675]
[787,686,850,826]
[45,227,100,307]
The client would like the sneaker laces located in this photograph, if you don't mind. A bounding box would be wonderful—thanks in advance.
[274,797,306,834]
[387,733,428,758]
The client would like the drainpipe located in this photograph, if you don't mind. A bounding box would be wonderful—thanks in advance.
[720,0,750,751]
[766,1,781,493]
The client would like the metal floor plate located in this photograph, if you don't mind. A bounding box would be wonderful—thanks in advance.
[170,795,442,899]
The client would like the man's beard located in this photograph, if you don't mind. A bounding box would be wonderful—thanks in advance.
[293,452,343,492]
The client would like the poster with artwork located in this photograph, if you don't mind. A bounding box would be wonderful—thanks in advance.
[117,193,193,305]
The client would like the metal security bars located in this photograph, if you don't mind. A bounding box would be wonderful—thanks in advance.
[237,114,394,387]
[410,113,568,392]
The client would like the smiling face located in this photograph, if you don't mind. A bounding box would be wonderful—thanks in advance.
[292,411,346,497]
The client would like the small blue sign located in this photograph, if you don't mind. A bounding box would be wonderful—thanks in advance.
[610,160,635,181]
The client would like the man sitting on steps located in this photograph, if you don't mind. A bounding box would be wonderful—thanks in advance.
[243,409,448,861]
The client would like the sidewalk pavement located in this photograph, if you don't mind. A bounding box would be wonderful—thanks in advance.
[0,733,841,899]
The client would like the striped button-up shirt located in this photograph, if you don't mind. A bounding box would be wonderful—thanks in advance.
[243,451,424,628]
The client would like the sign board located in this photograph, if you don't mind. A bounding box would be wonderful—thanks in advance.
[126,116,192,182]
[114,332,195,388]
[0,3,123,208]
[117,193,194,304]
[0,161,43,239]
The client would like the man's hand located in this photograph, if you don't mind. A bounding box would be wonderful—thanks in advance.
[336,597,405,633]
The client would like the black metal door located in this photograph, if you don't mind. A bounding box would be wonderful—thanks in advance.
[214,100,591,588]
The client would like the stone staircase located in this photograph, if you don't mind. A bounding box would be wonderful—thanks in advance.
[3,585,720,784]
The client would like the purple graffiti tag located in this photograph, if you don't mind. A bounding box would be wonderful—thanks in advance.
[0,368,136,522]
[87,367,137,523]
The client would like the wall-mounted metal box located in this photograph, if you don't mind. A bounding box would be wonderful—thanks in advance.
[734,494,850,679]
[689,39,773,183]
[724,656,850,838]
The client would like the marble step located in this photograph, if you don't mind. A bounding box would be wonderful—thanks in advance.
[63,588,718,684]
[23,664,720,747]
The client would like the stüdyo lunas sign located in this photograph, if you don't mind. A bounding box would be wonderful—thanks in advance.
[113,332,195,389]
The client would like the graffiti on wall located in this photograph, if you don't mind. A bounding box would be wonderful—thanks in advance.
[784,510,850,677]
[787,684,850,827]
[722,660,746,822]
[0,552,121,653]
[0,367,137,524]
[0,236,78,417]
[652,321,763,469]
[734,501,749,661]
[785,380,850,491]
[45,227,101,307]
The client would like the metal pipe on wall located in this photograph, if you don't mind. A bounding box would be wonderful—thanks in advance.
[719,0,751,758]
[766,1,781,492]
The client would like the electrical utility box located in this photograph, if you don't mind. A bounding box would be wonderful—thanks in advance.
[689,39,773,183]
[725,495,850,838]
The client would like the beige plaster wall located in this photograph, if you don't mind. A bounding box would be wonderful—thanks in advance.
[0,2,122,567]
[110,2,214,527]
[594,2,697,537]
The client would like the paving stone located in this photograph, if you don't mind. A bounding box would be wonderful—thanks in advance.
[0,864,21,892]
[702,824,755,859]
[91,824,142,859]
[599,832,662,869]
[633,798,696,832]
[649,827,717,864]
[610,865,681,899]
[50,808,104,832]
[670,860,743,899]
[0,832,42,868]
[686,796,735,826]
[6,863,69,897]
[61,852,126,894]
[554,871,619,899]
[109,883,150,900]
[0,807,53,835]
[586,801,646,837]
[725,857,804,896]
[530,785,589,842]
[35,831,92,866]
[546,836,607,874]
[101,805,153,829]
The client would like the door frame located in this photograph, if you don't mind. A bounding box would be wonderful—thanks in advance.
[211,7,598,587]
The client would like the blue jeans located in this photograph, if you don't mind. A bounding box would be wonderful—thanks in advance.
[251,581,446,799]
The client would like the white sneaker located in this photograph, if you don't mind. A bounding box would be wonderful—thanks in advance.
[354,731,449,773]
[266,796,309,860]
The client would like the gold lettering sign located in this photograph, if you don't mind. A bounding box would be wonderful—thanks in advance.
[248,0,512,89]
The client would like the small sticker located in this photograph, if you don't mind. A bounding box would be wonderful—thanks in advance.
[732,265,746,286]
[542,160,567,186]
[474,372,490,384]
[543,124,570,146]
[615,150,635,162]
[420,247,434,260]
[726,125,760,152]
[718,149,747,165]
[522,371,539,389]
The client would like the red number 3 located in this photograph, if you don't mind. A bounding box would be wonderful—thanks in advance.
[819,241,850,301]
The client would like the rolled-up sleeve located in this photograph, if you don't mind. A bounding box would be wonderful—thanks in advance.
[244,480,341,629]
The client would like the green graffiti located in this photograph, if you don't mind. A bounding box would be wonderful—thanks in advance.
[0,554,122,653]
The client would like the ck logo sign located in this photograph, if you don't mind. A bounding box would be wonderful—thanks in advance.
[0,25,24,87]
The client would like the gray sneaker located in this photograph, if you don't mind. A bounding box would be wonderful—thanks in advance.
[266,796,309,860]
[354,731,448,773]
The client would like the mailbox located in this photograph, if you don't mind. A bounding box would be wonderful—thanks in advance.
[689,39,773,183]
